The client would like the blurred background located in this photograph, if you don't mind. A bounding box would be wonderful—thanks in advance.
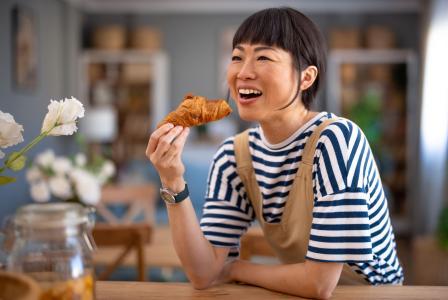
[1,0,447,285]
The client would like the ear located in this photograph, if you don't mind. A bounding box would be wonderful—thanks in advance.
[300,66,318,91]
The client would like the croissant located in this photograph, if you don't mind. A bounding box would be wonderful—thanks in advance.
[157,94,232,128]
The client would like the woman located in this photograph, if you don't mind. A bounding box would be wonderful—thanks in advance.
[146,7,403,299]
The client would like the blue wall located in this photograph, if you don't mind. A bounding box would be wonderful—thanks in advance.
[0,2,421,224]
[0,0,73,223]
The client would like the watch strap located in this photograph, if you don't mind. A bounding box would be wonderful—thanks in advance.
[160,183,189,204]
[174,183,189,203]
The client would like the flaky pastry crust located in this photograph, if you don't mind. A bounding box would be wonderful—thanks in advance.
[157,94,232,128]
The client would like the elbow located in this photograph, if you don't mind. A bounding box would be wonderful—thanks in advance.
[314,287,334,300]
[191,280,212,290]
[189,274,214,290]
[310,281,336,300]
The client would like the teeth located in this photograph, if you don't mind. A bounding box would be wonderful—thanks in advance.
[238,89,262,95]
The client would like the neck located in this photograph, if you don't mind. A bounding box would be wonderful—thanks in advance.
[260,107,317,145]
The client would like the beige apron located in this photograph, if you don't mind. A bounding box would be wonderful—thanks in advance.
[234,119,367,285]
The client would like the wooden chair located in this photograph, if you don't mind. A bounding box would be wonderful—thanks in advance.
[93,183,157,281]
[96,184,157,225]
[93,223,152,281]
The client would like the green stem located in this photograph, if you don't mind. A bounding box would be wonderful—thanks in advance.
[4,128,53,169]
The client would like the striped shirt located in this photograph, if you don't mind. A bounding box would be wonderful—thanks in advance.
[200,112,404,285]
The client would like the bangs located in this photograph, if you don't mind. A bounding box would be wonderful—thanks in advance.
[232,8,293,51]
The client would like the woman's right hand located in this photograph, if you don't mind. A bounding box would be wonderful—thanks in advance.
[146,123,190,192]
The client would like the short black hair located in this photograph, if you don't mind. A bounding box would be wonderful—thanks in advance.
[233,7,326,109]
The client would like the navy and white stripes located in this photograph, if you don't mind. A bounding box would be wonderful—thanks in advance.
[199,112,403,284]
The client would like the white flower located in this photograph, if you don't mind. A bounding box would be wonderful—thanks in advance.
[98,161,115,184]
[52,157,72,175]
[41,97,85,136]
[0,111,24,152]
[35,149,55,168]
[30,181,50,202]
[49,176,73,200]
[26,166,43,183]
[74,153,87,167]
[70,168,101,205]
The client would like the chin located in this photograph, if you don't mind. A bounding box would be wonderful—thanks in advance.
[237,109,260,123]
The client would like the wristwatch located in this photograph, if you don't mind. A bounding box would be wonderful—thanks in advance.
[160,183,189,204]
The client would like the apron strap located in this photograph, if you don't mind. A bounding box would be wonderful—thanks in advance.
[234,129,265,221]
[300,118,340,167]
[234,129,252,170]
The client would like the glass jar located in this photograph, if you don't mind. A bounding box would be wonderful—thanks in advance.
[7,203,96,300]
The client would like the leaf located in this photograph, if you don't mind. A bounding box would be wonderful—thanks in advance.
[6,152,27,171]
[0,176,16,185]
[438,208,448,250]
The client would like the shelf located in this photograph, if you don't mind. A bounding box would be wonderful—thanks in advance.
[326,48,419,236]
[78,49,170,165]
[78,50,169,131]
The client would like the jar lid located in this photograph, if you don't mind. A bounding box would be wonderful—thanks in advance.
[14,203,91,229]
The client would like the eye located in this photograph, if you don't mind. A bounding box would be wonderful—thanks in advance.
[257,56,271,61]
[231,55,242,61]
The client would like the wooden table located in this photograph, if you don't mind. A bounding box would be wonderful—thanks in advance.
[96,281,448,299]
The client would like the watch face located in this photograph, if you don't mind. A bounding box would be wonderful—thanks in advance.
[160,189,176,204]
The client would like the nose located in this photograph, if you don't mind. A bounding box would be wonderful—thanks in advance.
[237,60,256,80]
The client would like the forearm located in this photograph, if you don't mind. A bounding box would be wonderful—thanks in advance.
[231,260,339,299]
[147,125,223,286]
[166,197,226,288]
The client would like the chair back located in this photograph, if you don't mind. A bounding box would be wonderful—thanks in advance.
[96,184,157,225]
[93,183,157,281]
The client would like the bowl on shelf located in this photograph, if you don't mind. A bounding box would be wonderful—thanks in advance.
[92,25,126,50]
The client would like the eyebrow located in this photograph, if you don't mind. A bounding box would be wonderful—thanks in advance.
[234,45,277,52]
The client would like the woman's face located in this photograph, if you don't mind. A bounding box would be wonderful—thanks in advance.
[227,43,300,122]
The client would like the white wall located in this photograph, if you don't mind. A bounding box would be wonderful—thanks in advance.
[418,0,448,234]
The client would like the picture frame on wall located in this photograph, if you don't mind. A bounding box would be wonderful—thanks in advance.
[11,5,37,91]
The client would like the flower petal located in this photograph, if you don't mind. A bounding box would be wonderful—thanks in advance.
[26,166,43,183]
[41,100,62,134]
[49,176,73,200]
[35,149,55,168]
[0,110,24,148]
[30,181,51,202]
[41,97,84,136]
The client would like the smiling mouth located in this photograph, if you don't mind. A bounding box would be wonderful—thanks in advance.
[238,88,263,100]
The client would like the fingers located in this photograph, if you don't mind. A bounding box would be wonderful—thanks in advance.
[163,127,190,161]
[151,126,187,162]
[155,125,184,153]
[146,123,174,157]
[174,127,190,153]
